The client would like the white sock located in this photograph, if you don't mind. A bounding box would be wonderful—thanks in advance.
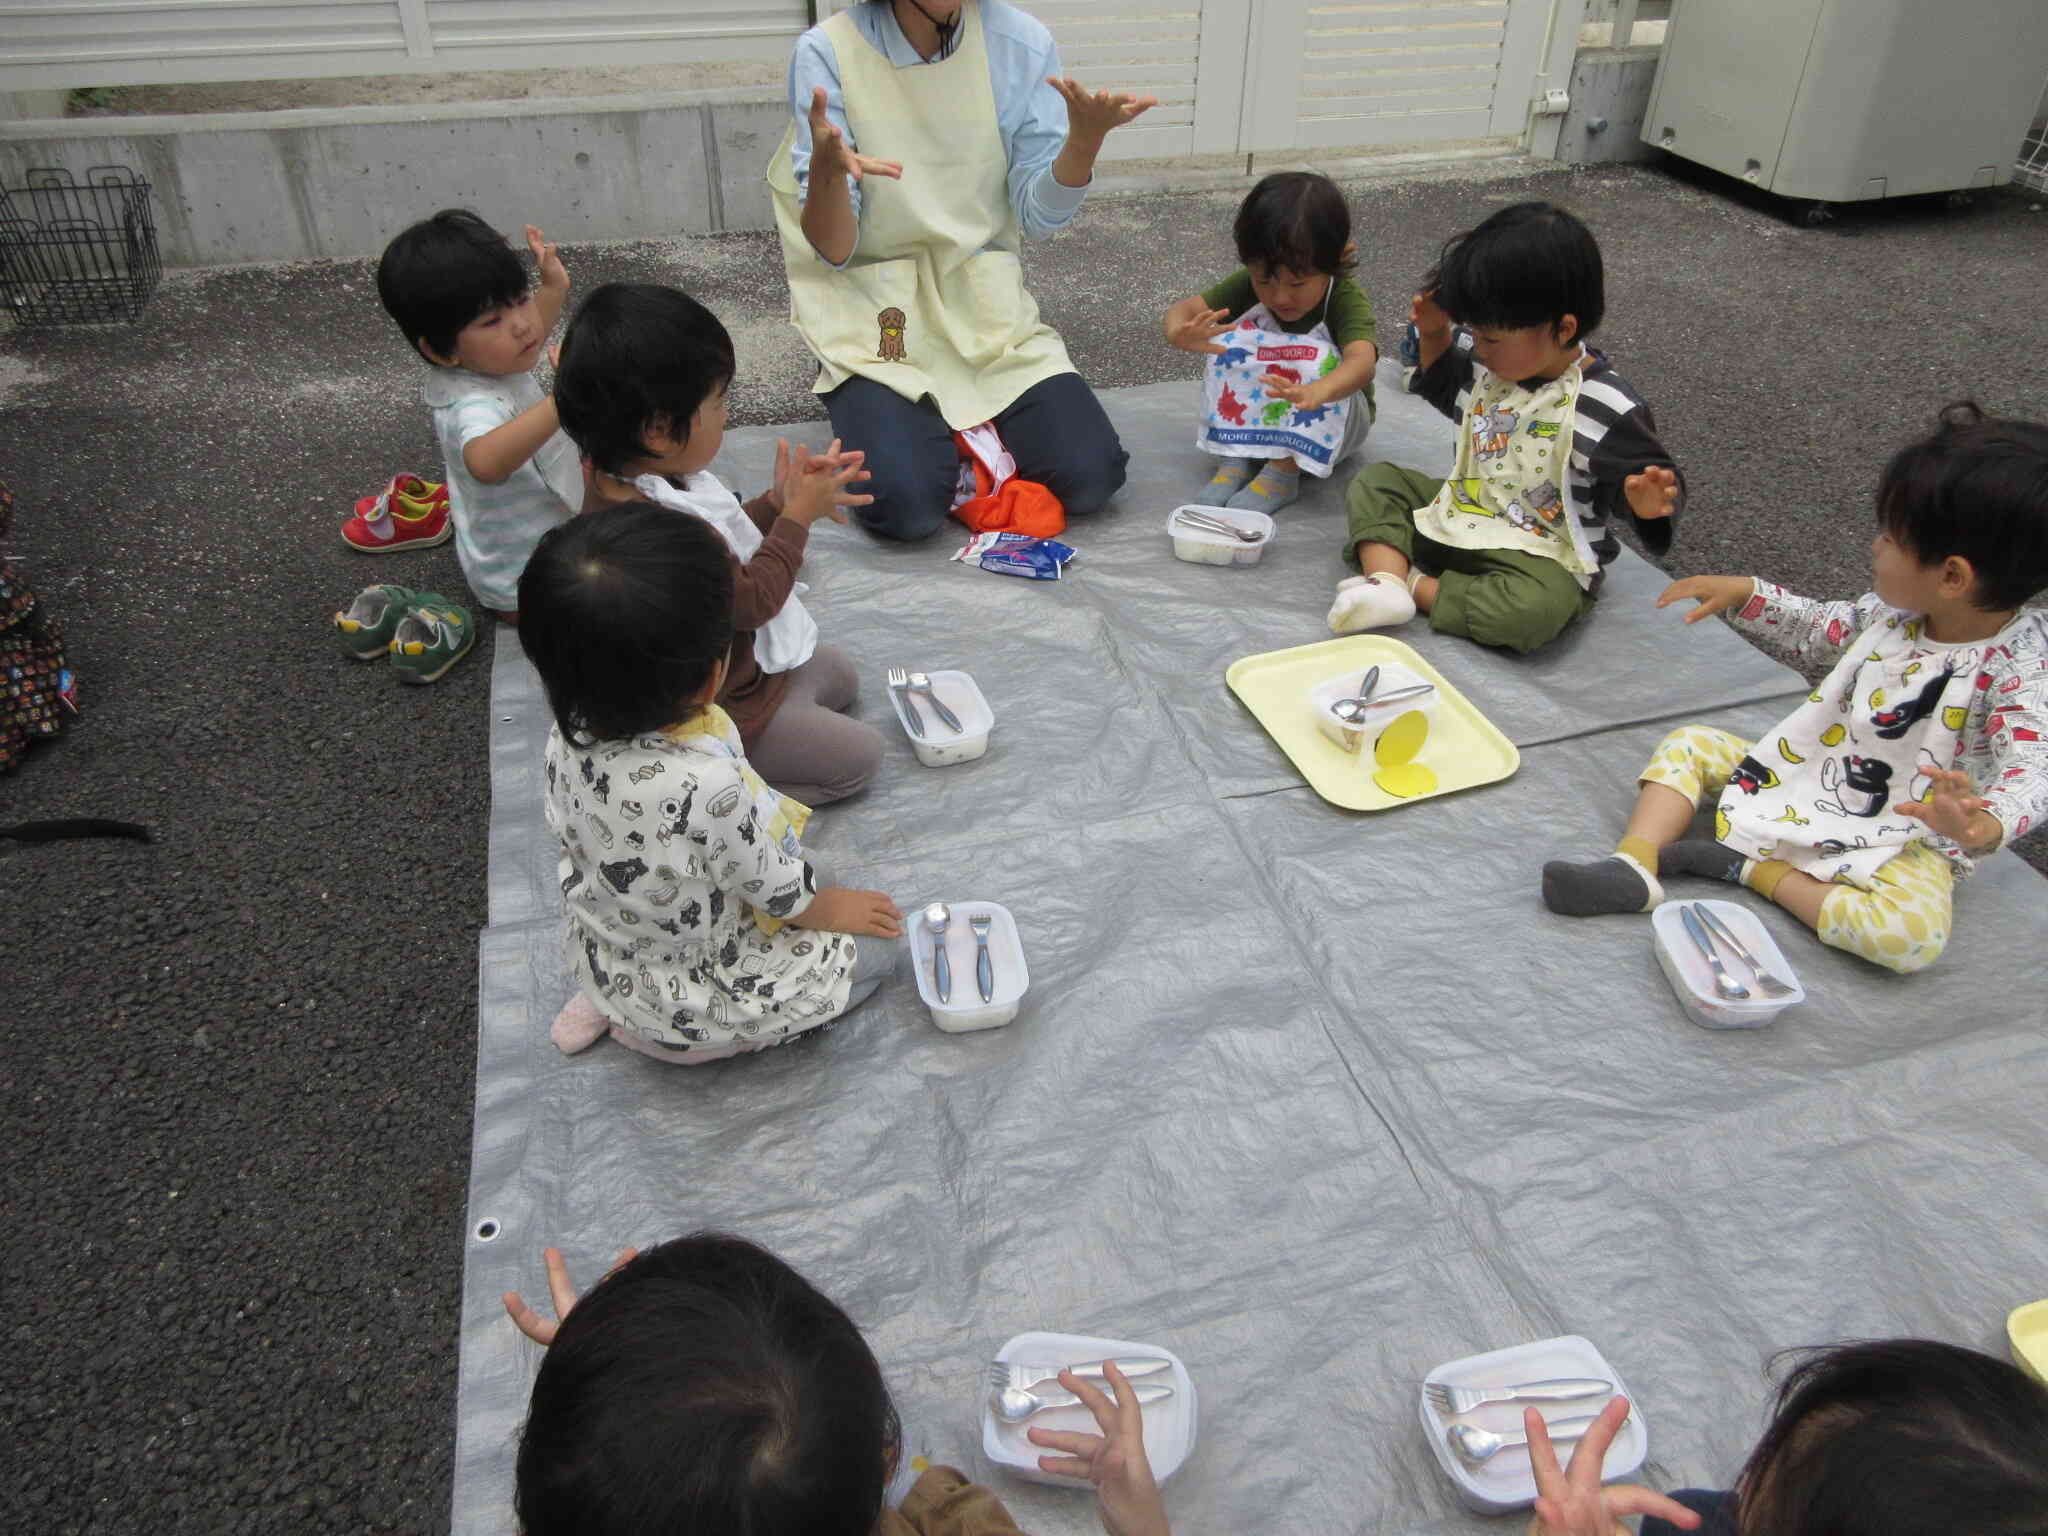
[1327,572,1419,635]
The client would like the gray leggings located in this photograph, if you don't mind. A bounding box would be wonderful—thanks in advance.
[747,645,885,806]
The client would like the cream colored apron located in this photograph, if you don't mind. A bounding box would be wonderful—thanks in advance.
[766,2,1074,429]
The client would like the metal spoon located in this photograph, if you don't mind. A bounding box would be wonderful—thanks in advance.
[1330,683,1436,723]
[992,1379,1177,1423]
[1173,509,1262,542]
[1448,1412,1606,1464]
[923,903,952,1003]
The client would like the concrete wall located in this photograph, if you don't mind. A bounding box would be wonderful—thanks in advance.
[0,89,789,265]
[1553,45,1664,166]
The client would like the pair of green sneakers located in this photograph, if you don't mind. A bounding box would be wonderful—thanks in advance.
[334,584,477,683]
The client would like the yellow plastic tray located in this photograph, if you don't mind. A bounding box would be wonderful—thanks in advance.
[1225,636,1520,811]
[2010,1299,2048,1385]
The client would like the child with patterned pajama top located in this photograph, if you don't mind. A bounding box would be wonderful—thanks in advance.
[1543,405,2048,975]
[520,505,904,1062]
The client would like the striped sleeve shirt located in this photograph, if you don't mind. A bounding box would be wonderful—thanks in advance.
[1416,334,1685,565]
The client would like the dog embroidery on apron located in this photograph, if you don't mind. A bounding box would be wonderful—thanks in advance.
[878,307,907,363]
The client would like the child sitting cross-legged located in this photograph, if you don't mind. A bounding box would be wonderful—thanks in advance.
[1543,404,2048,976]
[504,1234,1174,1536]
[521,506,904,1063]
[1329,201,1683,653]
[556,281,885,806]
[1162,170,1379,514]
[375,209,583,615]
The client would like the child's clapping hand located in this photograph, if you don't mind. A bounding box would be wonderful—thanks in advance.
[526,225,568,293]
[1409,288,1453,344]
[1896,766,1999,851]
[1524,1398,1699,1536]
[1165,303,1235,357]
[1027,1362,1172,1536]
[1625,464,1680,520]
[773,436,874,527]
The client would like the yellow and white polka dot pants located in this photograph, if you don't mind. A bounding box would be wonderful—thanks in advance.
[1640,724,1953,975]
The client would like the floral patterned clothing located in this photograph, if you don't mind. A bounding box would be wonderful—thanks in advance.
[544,706,857,1054]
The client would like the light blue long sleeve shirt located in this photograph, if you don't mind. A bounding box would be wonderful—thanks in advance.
[785,0,1089,265]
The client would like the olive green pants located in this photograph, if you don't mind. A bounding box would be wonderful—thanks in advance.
[1342,461,1595,655]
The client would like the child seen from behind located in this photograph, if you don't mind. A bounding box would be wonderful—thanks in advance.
[1521,1338,2048,1536]
[521,507,902,1063]
[1329,201,1683,654]
[375,209,582,616]
[1543,404,2048,975]
[556,281,885,806]
[505,1234,1173,1536]
[1162,171,1379,514]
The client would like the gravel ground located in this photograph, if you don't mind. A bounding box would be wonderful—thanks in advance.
[2,158,2044,1532]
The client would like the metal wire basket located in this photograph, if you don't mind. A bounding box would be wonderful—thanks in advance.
[0,166,162,327]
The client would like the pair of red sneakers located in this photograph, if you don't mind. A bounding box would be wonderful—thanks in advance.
[341,474,452,553]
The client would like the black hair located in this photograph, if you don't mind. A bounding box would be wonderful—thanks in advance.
[375,208,529,362]
[555,282,738,477]
[1427,200,1604,343]
[515,1232,902,1536]
[517,505,735,747]
[1876,401,2048,611]
[1233,171,1354,277]
[1732,1339,2048,1536]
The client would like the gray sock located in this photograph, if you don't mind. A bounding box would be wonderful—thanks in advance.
[1541,853,1662,916]
[1660,838,1746,884]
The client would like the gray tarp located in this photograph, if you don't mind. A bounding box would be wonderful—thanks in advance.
[455,377,2048,1534]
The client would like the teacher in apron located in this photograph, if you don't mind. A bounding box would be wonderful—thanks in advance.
[769,0,1154,541]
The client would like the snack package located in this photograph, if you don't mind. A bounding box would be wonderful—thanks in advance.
[950,530,1077,580]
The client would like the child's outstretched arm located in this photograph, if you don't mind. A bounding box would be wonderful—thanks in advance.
[526,224,570,333]
[1161,294,1233,356]
[1026,1362,1171,1536]
[1655,574,1755,624]
[787,887,904,939]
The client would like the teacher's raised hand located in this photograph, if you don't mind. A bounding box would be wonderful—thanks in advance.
[807,86,904,185]
[1048,77,1159,141]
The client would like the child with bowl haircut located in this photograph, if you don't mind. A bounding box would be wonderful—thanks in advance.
[1543,405,2048,975]
[375,209,582,618]
[1523,1338,2048,1536]
[505,1234,1174,1536]
[520,506,902,1063]
[555,281,885,807]
[1162,170,1379,514]
[1329,201,1683,654]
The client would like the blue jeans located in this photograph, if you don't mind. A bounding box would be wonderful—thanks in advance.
[822,371,1129,541]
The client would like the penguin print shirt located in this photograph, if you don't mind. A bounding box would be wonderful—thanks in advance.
[1724,585,2048,886]
[543,707,858,1053]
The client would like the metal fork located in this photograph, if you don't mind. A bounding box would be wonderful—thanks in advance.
[886,665,924,738]
[1692,904,1797,998]
[1425,1376,1613,1417]
[986,1358,1173,1395]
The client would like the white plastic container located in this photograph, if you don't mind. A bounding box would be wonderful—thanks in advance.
[1651,899,1806,1030]
[1420,1335,1645,1515]
[1167,504,1273,566]
[984,1330,1197,1486]
[1307,660,1441,753]
[909,900,1028,1032]
[885,669,993,768]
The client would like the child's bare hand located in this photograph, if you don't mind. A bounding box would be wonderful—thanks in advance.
[1895,767,1994,846]
[526,225,568,291]
[778,437,874,526]
[1625,465,1679,520]
[1656,575,1754,624]
[1027,1363,1170,1536]
[502,1244,638,1347]
[808,87,903,183]
[1524,1398,1698,1536]
[791,887,903,939]
[1167,305,1234,357]
[1409,289,1452,341]
[1260,373,1325,408]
